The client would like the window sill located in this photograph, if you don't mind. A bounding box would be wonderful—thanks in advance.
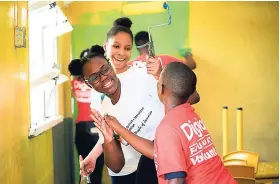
[28,115,63,138]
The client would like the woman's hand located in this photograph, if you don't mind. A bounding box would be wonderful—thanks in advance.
[90,109,114,143]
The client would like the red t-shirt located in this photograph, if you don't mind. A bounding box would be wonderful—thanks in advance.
[71,78,92,123]
[129,54,186,68]
[154,103,237,184]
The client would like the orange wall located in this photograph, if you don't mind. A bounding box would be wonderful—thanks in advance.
[190,1,279,161]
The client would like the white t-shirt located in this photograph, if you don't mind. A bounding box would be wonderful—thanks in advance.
[96,65,164,176]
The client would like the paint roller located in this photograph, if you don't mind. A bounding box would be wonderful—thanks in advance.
[148,2,172,58]
[122,2,172,58]
[147,2,172,58]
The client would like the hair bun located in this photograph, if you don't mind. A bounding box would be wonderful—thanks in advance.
[90,45,105,55]
[68,59,83,76]
[113,17,132,29]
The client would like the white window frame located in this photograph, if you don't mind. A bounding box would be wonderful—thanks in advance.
[28,1,72,138]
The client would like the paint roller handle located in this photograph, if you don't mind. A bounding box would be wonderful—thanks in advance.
[148,41,155,58]
[80,176,91,184]
[86,176,91,183]
[147,2,171,58]
[148,48,155,58]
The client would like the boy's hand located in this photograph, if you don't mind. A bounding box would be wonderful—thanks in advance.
[104,114,121,130]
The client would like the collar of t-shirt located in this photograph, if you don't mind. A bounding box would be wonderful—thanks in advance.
[163,103,193,121]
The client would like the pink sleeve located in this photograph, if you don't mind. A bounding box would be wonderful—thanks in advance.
[154,124,188,179]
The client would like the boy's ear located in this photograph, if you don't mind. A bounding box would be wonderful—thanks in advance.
[157,82,164,96]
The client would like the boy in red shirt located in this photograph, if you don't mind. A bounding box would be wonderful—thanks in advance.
[154,62,237,184]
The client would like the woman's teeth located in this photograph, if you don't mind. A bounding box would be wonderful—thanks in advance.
[103,80,113,88]
[115,58,125,61]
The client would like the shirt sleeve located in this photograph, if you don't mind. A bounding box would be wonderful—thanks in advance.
[154,124,188,180]
[159,55,186,68]
[164,171,187,180]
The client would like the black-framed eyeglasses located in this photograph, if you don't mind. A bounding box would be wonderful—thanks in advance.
[84,63,113,87]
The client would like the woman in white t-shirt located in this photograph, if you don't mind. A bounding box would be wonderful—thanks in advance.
[77,17,163,184]
[73,43,163,184]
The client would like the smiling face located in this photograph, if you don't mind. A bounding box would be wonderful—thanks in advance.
[82,56,120,96]
[104,32,132,71]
